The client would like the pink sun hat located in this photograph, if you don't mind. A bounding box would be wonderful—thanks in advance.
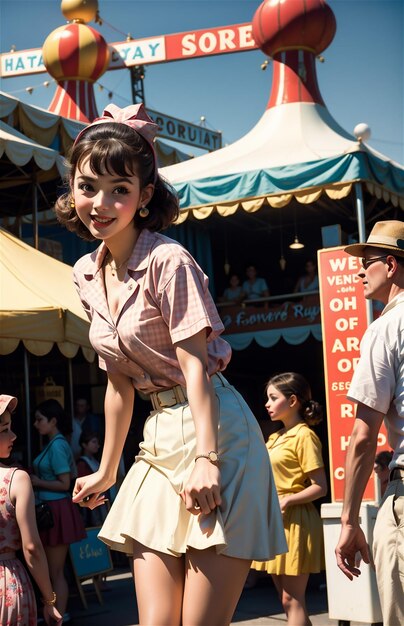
[0,395,18,416]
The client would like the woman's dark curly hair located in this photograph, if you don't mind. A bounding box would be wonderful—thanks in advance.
[266,372,323,426]
[55,122,179,240]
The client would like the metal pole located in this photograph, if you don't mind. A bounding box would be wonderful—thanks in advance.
[32,177,39,249]
[354,182,373,324]
[23,348,32,467]
[354,182,366,242]
[130,65,146,104]
[67,358,74,429]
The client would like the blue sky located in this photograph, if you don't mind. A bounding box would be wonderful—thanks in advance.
[1,0,403,163]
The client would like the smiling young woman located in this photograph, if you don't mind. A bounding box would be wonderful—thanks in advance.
[54,103,287,626]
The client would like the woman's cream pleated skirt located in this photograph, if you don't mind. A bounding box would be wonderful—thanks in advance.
[99,374,287,561]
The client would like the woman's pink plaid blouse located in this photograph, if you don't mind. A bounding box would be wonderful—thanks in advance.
[73,229,231,394]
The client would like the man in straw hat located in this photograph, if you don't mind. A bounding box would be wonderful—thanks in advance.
[335,220,404,624]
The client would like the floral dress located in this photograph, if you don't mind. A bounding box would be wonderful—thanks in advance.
[0,467,37,626]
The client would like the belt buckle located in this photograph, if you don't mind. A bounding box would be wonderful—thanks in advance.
[156,389,177,408]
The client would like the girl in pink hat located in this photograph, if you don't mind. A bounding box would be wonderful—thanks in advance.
[0,394,62,625]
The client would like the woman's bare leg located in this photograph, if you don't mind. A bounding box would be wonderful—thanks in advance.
[133,542,185,626]
[280,573,311,626]
[183,547,251,626]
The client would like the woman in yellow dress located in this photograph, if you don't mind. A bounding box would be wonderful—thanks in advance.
[252,372,327,626]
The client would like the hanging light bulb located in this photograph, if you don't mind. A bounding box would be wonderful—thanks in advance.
[279,255,286,270]
[289,235,305,250]
[290,208,305,250]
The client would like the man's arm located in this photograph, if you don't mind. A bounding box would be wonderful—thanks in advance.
[335,402,385,579]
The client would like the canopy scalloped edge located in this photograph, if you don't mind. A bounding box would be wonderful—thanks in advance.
[173,180,404,223]
[224,324,323,351]
[0,337,95,362]
[0,120,66,174]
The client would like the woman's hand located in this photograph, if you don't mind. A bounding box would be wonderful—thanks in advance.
[71,471,114,509]
[30,474,40,488]
[279,495,293,514]
[43,604,63,625]
[181,458,221,515]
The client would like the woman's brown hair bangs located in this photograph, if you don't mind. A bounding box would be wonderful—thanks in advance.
[71,123,154,185]
[75,138,139,179]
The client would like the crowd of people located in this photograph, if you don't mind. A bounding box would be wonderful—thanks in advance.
[219,259,319,306]
[1,97,402,626]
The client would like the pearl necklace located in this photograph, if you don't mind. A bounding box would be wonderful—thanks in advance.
[106,253,131,277]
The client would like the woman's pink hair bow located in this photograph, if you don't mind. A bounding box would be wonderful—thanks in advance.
[74,103,159,181]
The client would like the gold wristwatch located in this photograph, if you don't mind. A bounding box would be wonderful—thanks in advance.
[195,451,220,463]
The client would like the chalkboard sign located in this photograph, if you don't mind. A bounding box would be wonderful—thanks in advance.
[69,526,113,579]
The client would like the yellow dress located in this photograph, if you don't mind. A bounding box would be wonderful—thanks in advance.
[252,422,325,575]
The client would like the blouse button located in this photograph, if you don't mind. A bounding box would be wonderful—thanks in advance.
[113,332,117,338]
[128,285,133,291]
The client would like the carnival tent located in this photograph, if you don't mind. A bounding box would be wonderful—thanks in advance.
[0,119,66,215]
[161,2,404,223]
[162,102,404,223]
[0,227,94,361]
[0,120,65,173]
[0,90,192,217]
[160,0,404,352]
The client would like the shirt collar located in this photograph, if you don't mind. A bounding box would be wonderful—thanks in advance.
[127,229,156,272]
[82,229,156,279]
[381,291,404,315]
[269,422,307,447]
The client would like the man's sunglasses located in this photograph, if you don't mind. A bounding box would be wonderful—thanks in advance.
[360,255,388,270]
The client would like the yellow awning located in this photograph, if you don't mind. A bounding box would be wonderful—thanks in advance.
[0,228,94,361]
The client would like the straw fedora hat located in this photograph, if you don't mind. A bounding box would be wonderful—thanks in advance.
[345,220,404,258]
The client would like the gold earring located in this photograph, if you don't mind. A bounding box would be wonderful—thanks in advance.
[139,206,149,218]
[70,197,75,209]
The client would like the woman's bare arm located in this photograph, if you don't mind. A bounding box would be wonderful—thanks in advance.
[72,370,134,506]
[175,329,221,515]
[12,470,62,623]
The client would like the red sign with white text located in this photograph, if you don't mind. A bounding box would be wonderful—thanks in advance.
[318,247,389,501]
[164,23,256,60]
